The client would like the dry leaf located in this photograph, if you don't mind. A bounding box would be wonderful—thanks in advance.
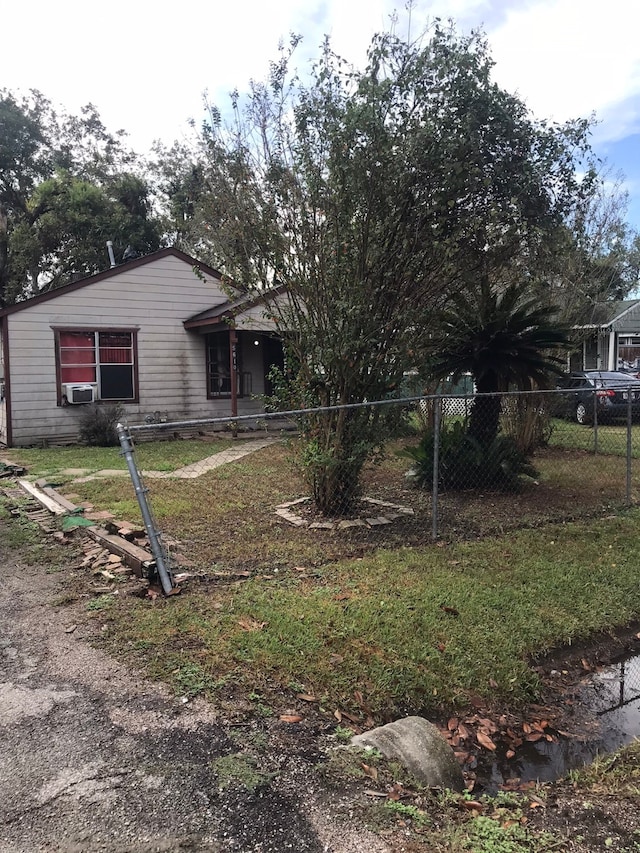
[462,800,484,812]
[334,709,343,722]
[440,605,460,616]
[279,714,303,723]
[334,593,351,601]
[506,749,516,759]
[361,763,378,781]
[477,730,497,751]
[448,717,459,731]
[457,724,471,740]
[329,654,344,665]
[296,693,316,702]
[489,678,499,689]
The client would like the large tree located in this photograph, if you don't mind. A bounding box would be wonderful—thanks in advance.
[0,89,163,305]
[159,26,599,515]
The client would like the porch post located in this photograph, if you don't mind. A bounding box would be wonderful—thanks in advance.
[607,328,616,370]
[229,328,238,419]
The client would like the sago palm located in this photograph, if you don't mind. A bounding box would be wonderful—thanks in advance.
[431,279,569,447]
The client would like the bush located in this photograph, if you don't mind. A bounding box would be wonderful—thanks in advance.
[76,403,125,446]
[402,421,538,491]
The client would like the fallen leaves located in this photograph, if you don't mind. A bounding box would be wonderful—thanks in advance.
[476,730,497,751]
[279,714,303,723]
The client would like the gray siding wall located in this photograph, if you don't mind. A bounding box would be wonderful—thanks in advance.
[6,255,263,445]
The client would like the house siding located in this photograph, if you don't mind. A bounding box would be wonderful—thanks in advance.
[4,255,263,446]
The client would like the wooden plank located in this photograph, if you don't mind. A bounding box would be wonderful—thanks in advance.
[17,480,67,515]
[34,479,80,512]
[85,526,154,577]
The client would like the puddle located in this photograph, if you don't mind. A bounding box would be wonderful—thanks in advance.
[481,650,640,792]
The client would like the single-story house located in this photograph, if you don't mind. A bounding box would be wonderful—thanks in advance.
[0,248,284,447]
[570,300,640,372]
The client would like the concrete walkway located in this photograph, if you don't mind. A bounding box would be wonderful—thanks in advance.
[65,438,278,484]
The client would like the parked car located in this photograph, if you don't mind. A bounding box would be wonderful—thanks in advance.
[554,371,640,424]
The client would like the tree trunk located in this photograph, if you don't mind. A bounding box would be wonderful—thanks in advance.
[468,387,502,448]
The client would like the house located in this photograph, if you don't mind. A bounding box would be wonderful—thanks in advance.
[0,248,284,447]
[570,300,640,372]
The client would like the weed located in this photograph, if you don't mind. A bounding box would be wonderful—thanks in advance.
[86,596,114,612]
[172,662,216,698]
[384,800,431,827]
[51,593,78,606]
[209,753,275,791]
[334,725,355,742]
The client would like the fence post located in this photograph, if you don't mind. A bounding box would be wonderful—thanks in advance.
[432,395,441,541]
[627,386,633,506]
[593,387,599,455]
[117,422,175,595]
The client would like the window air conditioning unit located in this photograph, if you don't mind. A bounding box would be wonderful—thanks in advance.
[64,383,97,404]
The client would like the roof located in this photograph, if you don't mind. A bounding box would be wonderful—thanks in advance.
[184,284,286,330]
[575,300,640,329]
[0,247,229,317]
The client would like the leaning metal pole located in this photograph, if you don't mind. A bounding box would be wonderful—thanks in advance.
[117,422,175,595]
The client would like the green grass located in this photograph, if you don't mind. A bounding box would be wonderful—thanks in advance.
[549,417,640,457]
[1,437,234,479]
[102,509,640,716]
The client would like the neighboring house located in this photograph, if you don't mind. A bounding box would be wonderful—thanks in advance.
[570,300,640,372]
[0,248,283,447]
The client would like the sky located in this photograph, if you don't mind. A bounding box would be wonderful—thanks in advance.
[3,0,640,230]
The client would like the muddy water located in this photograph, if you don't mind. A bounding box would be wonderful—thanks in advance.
[486,650,640,790]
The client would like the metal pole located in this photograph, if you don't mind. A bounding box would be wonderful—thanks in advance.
[593,388,598,454]
[432,396,441,541]
[117,422,175,595]
[627,385,632,505]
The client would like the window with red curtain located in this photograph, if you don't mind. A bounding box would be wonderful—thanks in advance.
[59,331,96,383]
[58,330,136,402]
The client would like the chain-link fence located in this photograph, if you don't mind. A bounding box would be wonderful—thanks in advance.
[117,386,640,585]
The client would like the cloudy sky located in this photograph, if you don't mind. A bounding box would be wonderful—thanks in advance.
[4,0,640,228]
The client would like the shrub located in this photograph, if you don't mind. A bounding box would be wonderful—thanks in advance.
[76,403,125,446]
[402,421,538,491]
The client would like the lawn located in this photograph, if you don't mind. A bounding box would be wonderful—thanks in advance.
[93,508,640,721]
[1,436,234,479]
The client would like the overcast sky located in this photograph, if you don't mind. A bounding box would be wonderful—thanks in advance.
[4,0,640,228]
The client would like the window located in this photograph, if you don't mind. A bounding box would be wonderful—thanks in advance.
[56,329,137,403]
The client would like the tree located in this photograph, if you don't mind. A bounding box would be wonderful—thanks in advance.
[552,170,640,329]
[159,25,598,515]
[0,89,163,305]
[430,279,569,448]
